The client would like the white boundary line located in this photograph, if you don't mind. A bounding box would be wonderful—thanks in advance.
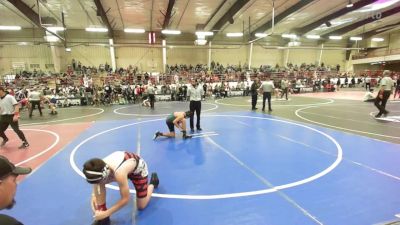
[295,106,400,139]
[369,110,400,118]
[300,111,400,128]
[204,136,323,224]
[191,134,219,139]
[15,129,60,166]
[20,107,104,126]
[191,131,217,136]
[113,102,218,116]
[215,98,334,107]
[70,115,343,200]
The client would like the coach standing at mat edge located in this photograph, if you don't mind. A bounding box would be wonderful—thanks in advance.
[188,79,204,133]
[0,156,32,225]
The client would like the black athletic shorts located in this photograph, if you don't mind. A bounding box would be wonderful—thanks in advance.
[166,120,174,132]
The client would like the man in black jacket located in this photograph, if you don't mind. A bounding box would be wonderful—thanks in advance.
[250,78,260,110]
[0,156,32,225]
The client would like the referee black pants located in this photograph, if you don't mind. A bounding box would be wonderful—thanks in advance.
[262,92,272,111]
[251,94,257,109]
[190,101,201,130]
[29,100,42,117]
[374,90,391,116]
[0,115,27,142]
[149,94,155,109]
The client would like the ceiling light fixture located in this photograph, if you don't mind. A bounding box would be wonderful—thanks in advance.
[306,34,320,39]
[124,28,145,33]
[46,27,65,32]
[0,26,22,30]
[350,37,362,41]
[161,29,181,35]
[372,37,384,42]
[329,35,342,40]
[255,33,268,38]
[282,34,297,39]
[85,27,108,32]
[288,41,301,47]
[347,0,354,8]
[44,35,59,42]
[226,32,243,37]
[195,31,213,36]
[194,39,207,45]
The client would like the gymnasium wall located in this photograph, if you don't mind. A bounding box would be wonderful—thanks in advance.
[166,47,207,66]
[211,45,248,67]
[286,49,319,66]
[0,45,52,75]
[64,45,110,69]
[321,50,346,68]
[116,46,162,72]
[251,46,282,67]
[0,44,348,74]
[349,31,400,73]
[388,32,400,50]
[353,64,381,73]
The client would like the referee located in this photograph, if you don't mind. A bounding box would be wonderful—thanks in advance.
[0,86,29,149]
[147,84,156,109]
[188,79,204,133]
[259,76,275,112]
[374,70,394,117]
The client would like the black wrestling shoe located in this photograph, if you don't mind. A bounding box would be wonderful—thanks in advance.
[150,173,159,188]
[383,111,390,117]
[153,131,162,140]
[183,134,192,139]
[197,127,202,131]
[92,217,110,225]
[18,142,29,149]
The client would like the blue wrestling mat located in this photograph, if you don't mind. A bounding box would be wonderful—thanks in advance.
[6,112,400,225]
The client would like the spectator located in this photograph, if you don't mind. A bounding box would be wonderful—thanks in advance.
[0,155,32,225]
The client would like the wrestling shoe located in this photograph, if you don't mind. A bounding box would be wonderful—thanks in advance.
[153,131,162,140]
[183,134,192,139]
[150,173,159,188]
[18,142,29,149]
[92,217,110,225]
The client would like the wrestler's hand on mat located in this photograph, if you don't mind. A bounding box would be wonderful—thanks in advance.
[94,210,109,220]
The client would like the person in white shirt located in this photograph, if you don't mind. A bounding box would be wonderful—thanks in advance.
[280,78,289,100]
[187,79,204,133]
[0,87,29,149]
[27,87,42,118]
[146,84,156,109]
[258,76,275,112]
[374,70,394,118]
[365,76,371,91]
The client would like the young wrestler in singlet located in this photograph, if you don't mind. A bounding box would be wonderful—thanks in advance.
[153,111,193,140]
[83,151,159,225]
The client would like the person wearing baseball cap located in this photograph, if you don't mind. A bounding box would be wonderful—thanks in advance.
[0,156,32,225]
